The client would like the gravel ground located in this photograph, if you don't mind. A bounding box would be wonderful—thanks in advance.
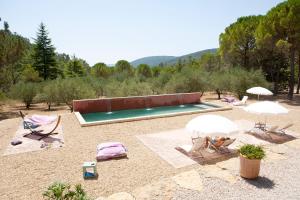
[173,149,300,200]
[0,96,299,200]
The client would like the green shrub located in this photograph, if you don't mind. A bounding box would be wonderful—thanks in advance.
[57,78,96,111]
[0,90,7,101]
[43,182,90,200]
[104,79,153,97]
[165,67,209,94]
[239,144,265,160]
[42,81,60,110]
[210,71,232,99]
[9,82,37,109]
[229,67,269,99]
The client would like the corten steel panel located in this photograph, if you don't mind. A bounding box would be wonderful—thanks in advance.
[110,97,146,111]
[149,94,178,107]
[73,99,108,114]
[73,92,202,113]
[182,93,201,104]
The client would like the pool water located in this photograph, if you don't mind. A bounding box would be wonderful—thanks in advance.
[81,103,220,123]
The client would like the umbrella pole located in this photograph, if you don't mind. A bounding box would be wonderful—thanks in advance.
[258,94,260,101]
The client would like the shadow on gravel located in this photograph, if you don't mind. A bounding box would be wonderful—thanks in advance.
[244,176,275,189]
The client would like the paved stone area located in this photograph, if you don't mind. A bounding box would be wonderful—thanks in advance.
[98,139,300,200]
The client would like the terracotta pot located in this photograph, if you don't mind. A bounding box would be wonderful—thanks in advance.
[239,154,261,179]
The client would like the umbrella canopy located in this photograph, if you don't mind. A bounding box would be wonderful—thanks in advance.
[185,114,238,137]
[243,101,288,115]
[247,87,273,95]
[247,87,272,100]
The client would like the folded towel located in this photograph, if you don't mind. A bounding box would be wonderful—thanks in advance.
[26,115,57,125]
[23,121,39,129]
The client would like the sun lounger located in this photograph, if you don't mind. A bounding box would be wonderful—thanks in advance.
[176,136,237,165]
[190,136,235,153]
[232,96,248,106]
[221,96,237,103]
[207,137,236,152]
[267,123,293,135]
[20,111,61,140]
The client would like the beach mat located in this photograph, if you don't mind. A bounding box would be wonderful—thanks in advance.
[175,146,238,165]
[246,131,296,144]
[3,118,64,156]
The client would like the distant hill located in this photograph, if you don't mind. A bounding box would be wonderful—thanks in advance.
[130,56,176,67]
[130,48,217,67]
[165,48,217,65]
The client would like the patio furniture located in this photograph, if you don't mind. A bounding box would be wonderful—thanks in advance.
[246,87,273,100]
[266,123,293,135]
[20,111,61,140]
[190,136,236,154]
[206,137,236,152]
[232,96,248,106]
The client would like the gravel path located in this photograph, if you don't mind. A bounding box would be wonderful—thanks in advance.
[173,149,300,200]
[0,97,300,200]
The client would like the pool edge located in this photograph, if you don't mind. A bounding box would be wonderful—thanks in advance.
[74,103,232,127]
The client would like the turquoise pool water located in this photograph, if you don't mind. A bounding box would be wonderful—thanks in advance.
[81,103,220,123]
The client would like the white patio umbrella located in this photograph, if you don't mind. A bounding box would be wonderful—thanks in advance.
[243,101,288,129]
[243,101,288,115]
[185,114,238,137]
[246,87,273,100]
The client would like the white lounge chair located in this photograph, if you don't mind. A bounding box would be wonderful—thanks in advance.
[232,96,248,106]
[267,123,293,135]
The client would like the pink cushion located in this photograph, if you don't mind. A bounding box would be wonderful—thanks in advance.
[96,142,127,161]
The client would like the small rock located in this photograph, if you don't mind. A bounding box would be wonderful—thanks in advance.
[172,170,203,191]
[200,165,237,184]
[285,139,300,149]
[11,139,22,146]
[107,192,134,200]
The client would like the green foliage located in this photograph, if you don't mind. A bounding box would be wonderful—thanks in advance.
[198,52,221,71]
[42,81,60,110]
[229,67,269,99]
[33,23,58,80]
[239,144,265,160]
[210,71,232,99]
[136,64,152,80]
[66,57,86,77]
[0,90,7,101]
[219,15,262,69]
[165,67,209,94]
[56,78,96,111]
[9,82,37,108]
[84,76,106,97]
[115,60,134,76]
[43,182,90,200]
[91,62,110,78]
[104,79,153,97]
[22,64,42,82]
[0,27,31,91]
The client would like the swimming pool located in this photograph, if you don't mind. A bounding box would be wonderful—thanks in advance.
[75,102,230,126]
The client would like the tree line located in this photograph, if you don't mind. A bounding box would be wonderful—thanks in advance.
[219,0,300,99]
[0,0,299,110]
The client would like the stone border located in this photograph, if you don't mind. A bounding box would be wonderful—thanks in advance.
[74,102,231,127]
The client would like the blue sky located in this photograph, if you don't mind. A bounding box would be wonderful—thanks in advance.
[1,0,284,65]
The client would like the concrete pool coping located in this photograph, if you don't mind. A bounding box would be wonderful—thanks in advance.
[74,102,232,127]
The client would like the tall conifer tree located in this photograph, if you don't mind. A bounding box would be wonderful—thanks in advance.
[33,23,57,80]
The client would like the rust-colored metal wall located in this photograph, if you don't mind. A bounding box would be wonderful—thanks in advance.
[73,92,202,114]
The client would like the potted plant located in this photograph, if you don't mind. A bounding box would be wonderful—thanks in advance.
[239,144,265,179]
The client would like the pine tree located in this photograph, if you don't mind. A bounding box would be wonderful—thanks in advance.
[33,23,57,80]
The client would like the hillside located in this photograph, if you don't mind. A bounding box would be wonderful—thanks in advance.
[130,56,176,67]
[165,48,217,65]
[130,48,217,67]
